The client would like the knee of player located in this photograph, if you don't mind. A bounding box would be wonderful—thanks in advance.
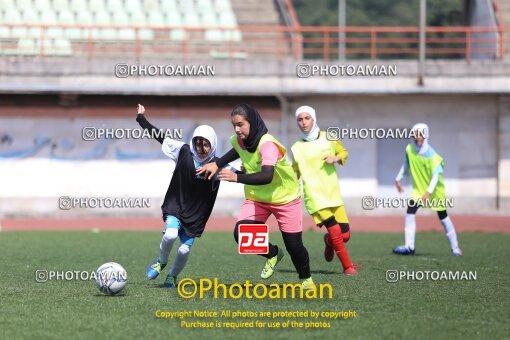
[233,222,242,243]
[163,228,179,242]
[177,243,191,255]
[282,232,305,251]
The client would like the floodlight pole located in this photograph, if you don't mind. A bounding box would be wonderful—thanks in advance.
[338,0,346,60]
[418,0,426,86]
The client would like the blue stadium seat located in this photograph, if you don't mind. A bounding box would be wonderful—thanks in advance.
[183,12,200,27]
[0,0,15,11]
[202,12,218,28]
[113,12,136,40]
[169,29,186,41]
[17,0,33,11]
[4,9,27,38]
[196,0,214,14]
[125,0,143,14]
[93,12,116,40]
[52,38,72,55]
[106,0,123,13]
[89,0,107,13]
[142,0,159,12]
[52,0,70,11]
[0,0,242,53]
[205,29,223,41]
[16,38,38,55]
[22,9,41,38]
[160,0,178,12]
[166,12,182,26]
[147,12,165,27]
[70,0,88,12]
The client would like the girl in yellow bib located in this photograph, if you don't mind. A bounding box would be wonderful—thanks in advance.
[393,123,462,256]
[291,106,358,275]
[197,104,315,289]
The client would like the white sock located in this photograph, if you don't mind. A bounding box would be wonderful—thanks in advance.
[404,213,416,250]
[440,216,459,250]
[169,243,191,277]
[159,228,178,264]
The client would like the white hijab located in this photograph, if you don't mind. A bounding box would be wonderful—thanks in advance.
[190,125,217,164]
[412,123,429,155]
[295,105,320,141]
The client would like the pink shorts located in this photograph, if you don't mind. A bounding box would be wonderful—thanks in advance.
[237,198,303,233]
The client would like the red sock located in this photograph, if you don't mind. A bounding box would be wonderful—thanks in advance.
[328,224,353,270]
[343,230,351,243]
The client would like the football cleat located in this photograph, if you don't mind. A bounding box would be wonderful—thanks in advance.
[146,259,166,279]
[343,266,359,275]
[452,248,463,257]
[301,277,316,290]
[163,274,178,288]
[261,247,284,279]
[392,245,415,255]
[323,234,334,262]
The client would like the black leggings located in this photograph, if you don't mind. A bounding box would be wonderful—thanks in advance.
[407,200,448,220]
[234,220,311,279]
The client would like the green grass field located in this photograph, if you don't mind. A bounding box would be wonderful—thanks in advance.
[1,230,508,339]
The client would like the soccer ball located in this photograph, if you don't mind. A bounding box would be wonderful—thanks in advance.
[95,262,127,296]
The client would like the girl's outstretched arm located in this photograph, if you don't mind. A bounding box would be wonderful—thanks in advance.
[135,104,165,144]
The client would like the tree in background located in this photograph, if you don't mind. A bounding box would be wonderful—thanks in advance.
[292,0,465,59]
[292,0,465,26]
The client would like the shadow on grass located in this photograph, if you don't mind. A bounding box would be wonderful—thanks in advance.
[94,292,128,297]
[278,269,338,275]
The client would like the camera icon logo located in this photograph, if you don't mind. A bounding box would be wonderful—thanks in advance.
[326,127,340,141]
[361,196,376,210]
[115,63,130,78]
[36,270,48,283]
[82,127,96,141]
[59,196,72,210]
[296,63,311,78]
[386,270,399,283]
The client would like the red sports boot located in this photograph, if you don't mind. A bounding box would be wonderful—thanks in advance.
[323,234,334,262]
[343,266,358,275]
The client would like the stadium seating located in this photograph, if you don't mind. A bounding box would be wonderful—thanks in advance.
[0,0,242,56]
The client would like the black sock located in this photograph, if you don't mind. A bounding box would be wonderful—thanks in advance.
[282,231,310,279]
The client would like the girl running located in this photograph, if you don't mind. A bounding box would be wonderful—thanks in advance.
[136,104,221,287]
[197,103,315,289]
[291,105,358,275]
[393,123,462,256]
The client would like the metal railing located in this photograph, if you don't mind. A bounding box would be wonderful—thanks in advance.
[0,24,508,63]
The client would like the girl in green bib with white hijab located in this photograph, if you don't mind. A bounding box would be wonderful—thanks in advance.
[393,123,462,256]
[291,106,358,275]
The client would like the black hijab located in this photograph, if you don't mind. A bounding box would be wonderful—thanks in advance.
[231,103,268,153]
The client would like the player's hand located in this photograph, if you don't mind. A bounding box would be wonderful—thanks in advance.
[137,104,145,114]
[218,168,238,182]
[395,180,404,193]
[422,192,430,200]
[196,162,218,180]
[324,156,338,164]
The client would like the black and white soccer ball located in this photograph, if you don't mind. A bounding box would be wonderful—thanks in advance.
[95,262,127,296]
